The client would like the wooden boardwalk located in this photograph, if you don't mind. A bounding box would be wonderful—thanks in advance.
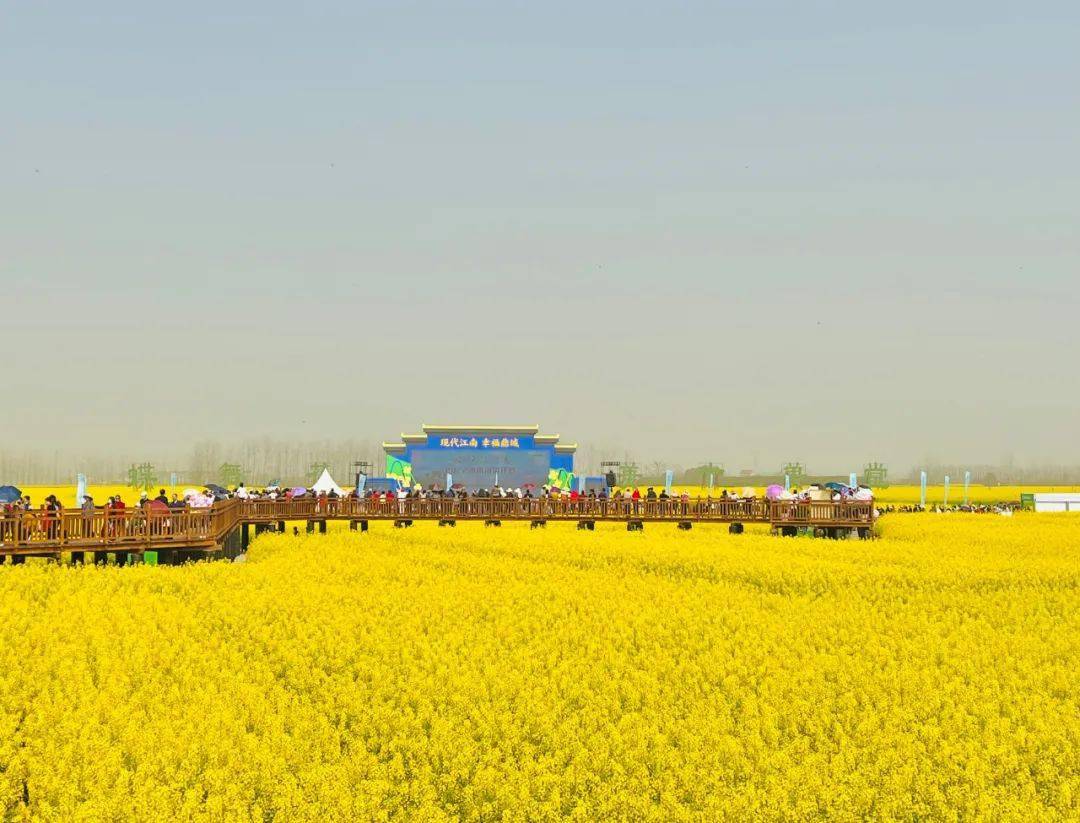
[0,497,877,561]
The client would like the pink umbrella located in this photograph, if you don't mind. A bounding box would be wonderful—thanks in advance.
[765,484,784,500]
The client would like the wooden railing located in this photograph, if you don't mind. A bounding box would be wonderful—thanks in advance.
[239,496,874,524]
[0,500,241,554]
[0,497,874,556]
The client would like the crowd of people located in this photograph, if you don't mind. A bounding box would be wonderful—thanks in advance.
[878,503,1019,514]
[3,481,883,545]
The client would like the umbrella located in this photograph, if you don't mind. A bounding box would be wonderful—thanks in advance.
[0,485,21,504]
[765,484,783,500]
[148,499,170,513]
[824,482,847,492]
[522,483,537,489]
[291,487,308,497]
[205,483,229,496]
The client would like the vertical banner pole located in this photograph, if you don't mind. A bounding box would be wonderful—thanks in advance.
[76,473,87,505]
[784,473,791,491]
[708,473,714,495]
[964,471,971,505]
[943,475,950,506]
[920,471,927,508]
[664,470,674,495]
[849,471,857,489]
[446,472,452,493]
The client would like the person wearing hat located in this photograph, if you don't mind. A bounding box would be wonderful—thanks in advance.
[81,494,95,539]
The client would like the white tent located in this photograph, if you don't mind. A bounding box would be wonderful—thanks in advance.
[311,468,345,495]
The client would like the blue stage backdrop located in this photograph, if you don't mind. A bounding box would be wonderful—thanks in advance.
[383,425,576,492]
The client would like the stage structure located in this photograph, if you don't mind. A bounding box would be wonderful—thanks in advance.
[383,425,576,492]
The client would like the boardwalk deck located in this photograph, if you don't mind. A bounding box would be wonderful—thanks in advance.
[0,497,876,559]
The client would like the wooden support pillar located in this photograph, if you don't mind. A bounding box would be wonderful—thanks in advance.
[349,520,358,531]
[241,523,250,551]
[318,520,327,534]
[116,551,129,567]
[306,521,315,534]
[278,521,286,533]
[70,551,85,565]
[94,552,109,565]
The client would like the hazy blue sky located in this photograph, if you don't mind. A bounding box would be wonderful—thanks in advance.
[2,1,1078,472]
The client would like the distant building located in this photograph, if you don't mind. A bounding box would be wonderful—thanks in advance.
[383,425,576,492]
[1033,493,1080,512]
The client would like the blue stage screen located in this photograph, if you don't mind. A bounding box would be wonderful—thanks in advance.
[410,448,550,490]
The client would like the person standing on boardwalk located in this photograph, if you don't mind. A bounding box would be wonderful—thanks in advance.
[44,495,62,540]
[81,495,95,539]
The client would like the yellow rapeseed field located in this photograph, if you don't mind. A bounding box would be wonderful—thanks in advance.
[1,514,1078,820]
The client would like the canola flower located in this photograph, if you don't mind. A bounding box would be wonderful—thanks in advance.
[1,515,1078,820]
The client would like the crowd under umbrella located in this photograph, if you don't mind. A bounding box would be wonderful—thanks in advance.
[0,485,21,504]
[204,483,229,499]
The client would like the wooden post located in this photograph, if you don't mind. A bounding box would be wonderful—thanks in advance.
[241,523,250,550]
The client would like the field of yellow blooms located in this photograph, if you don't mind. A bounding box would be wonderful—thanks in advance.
[1,514,1078,820]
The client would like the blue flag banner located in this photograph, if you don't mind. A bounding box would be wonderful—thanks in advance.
[944,475,951,506]
[664,470,674,495]
[964,470,971,505]
[76,473,87,505]
[708,473,714,494]
[784,474,791,491]
[849,472,857,488]
[920,471,927,508]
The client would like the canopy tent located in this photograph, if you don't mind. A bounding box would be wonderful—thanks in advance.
[311,468,345,496]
